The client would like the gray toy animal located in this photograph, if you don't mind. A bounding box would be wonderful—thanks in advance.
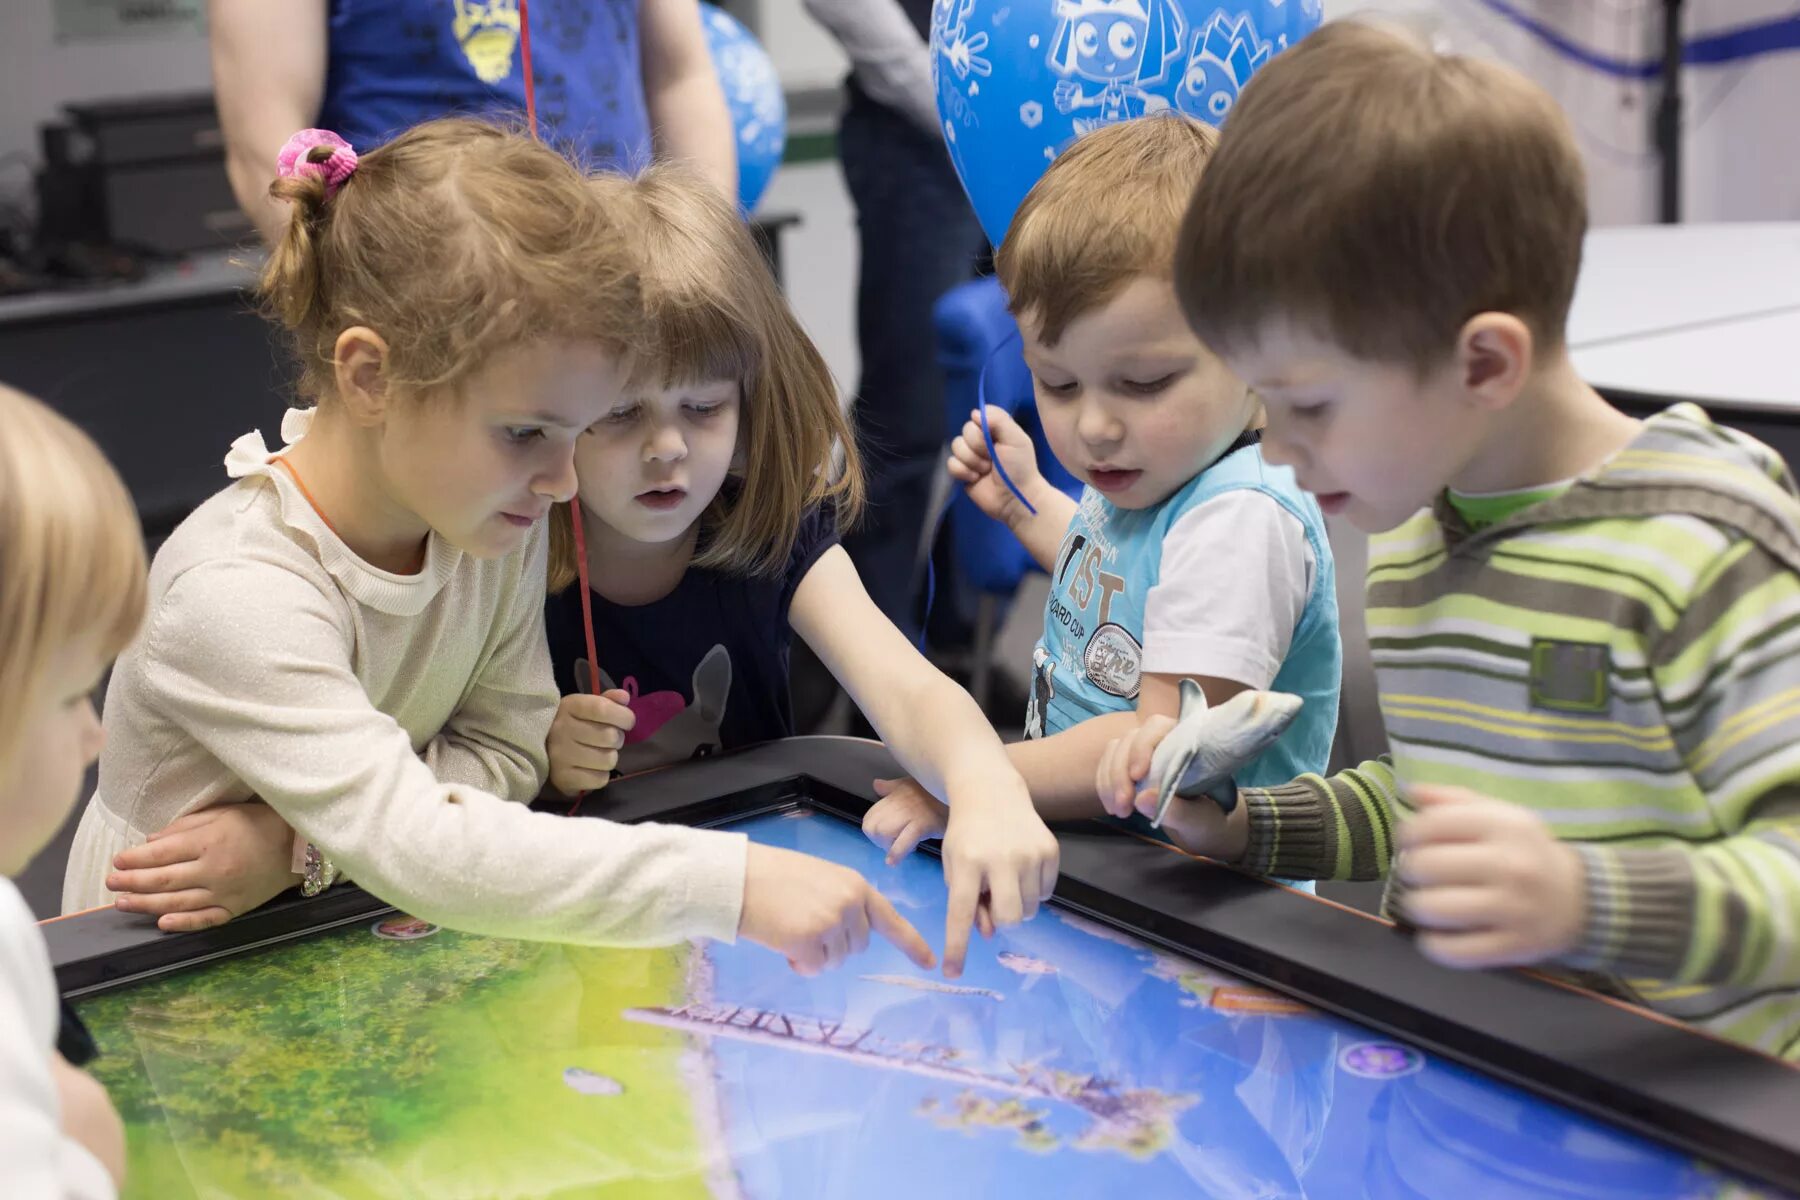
[1149,679,1303,828]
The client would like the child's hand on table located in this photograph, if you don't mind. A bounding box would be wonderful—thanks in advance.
[948,407,1042,529]
[739,843,936,976]
[1096,717,1250,860]
[1395,785,1587,969]
[107,801,300,932]
[862,779,1005,941]
[865,774,1062,979]
[547,688,635,795]
[862,776,950,864]
[939,770,1060,979]
[51,1052,125,1187]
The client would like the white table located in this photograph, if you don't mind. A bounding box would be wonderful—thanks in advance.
[1574,307,1800,415]
[1569,223,1800,414]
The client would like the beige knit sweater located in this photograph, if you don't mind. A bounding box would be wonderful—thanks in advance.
[63,409,746,945]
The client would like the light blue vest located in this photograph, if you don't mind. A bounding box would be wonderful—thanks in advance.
[1028,443,1342,796]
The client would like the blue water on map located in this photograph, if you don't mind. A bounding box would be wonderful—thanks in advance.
[693,809,1766,1199]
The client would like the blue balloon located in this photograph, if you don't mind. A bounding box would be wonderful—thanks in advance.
[700,4,787,214]
[932,0,1322,245]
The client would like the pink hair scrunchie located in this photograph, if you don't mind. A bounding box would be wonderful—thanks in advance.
[276,129,359,200]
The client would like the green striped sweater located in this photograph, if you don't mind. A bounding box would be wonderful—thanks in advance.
[1239,404,1800,1060]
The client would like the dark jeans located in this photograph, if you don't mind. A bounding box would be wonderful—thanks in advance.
[837,95,990,645]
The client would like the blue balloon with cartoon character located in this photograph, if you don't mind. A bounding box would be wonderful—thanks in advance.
[932,0,1319,245]
[1176,9,1277,121]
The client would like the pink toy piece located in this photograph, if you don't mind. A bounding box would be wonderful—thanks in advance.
[618,676,688,745]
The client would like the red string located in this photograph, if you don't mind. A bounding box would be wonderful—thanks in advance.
[566,503,603,815]
[570,508,601,698]
[519,0,604,814]
[519,0,539,136]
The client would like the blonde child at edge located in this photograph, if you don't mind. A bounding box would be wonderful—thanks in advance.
[1,384,145,1198]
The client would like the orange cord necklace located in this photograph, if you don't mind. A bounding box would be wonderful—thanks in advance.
[272,456,338,536]
[273,456,425,575]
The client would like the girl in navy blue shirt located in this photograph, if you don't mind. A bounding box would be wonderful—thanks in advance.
[546,168,1059,976]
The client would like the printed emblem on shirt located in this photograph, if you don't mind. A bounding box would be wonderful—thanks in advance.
[1041,497,1143,720]
[1528,638,1611,714]
[453,0,521,83]
[1083,622,1142,699]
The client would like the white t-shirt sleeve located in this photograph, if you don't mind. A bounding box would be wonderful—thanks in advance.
[0,881,118,1200]
[801,0,938,134]
[58,1144,115,1200]
[1141,489,1316,690]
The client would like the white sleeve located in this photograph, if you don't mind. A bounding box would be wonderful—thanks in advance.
[1141,490,1316,691]
[139,559,747,947]
[0,885,117,1200]
[801,0,940,135]
[59,1144,115,1200]
[421,525,557,803]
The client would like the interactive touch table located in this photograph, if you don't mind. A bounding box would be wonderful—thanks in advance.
[46,738,1800,1198]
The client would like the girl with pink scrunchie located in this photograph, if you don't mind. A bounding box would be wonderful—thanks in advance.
[60,117,936,975]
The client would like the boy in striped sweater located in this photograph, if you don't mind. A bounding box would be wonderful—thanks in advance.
[1101,20,1800,1058]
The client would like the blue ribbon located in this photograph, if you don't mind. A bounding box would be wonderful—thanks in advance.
[976,325,1039,518]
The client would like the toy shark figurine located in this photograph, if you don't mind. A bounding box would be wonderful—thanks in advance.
[1149,680,1303,828]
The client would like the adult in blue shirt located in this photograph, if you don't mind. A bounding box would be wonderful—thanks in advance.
[209,0,735,244]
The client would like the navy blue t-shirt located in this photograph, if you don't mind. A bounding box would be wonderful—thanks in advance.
[545,507,839,772]
[317,0,651,169]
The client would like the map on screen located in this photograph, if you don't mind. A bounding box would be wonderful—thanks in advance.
[78,807,1780,1198]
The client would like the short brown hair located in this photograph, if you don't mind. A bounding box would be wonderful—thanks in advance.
[0,384,146,780]
[997,115,1219,346]
[1176,20,1588,369]
[547,166,863,589]
[260,117,640,403]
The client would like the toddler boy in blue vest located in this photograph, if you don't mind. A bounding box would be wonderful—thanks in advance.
[863,115,1341,876]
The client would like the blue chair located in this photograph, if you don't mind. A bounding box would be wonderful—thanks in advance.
[931,277,1081,713]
